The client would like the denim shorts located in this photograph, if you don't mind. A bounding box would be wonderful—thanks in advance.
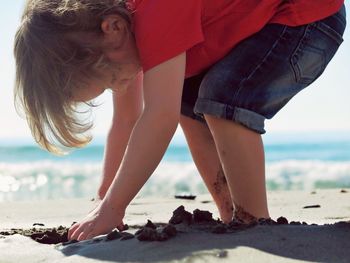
[181,5,347,133]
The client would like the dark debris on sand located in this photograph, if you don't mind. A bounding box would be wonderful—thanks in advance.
[135,220,177,242]
[2,205,349,245]
[277,216,289,225]
[174,193,196,200]
[165,205,257,236]
[303,205,321,209]
[0,225,69,244]
[105,230,135,242]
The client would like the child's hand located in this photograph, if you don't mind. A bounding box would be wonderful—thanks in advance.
[87,196,103,214]
[68,198,126,241]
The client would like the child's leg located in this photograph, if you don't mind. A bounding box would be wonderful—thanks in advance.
[204,115,269,221]
[180,115,233,223]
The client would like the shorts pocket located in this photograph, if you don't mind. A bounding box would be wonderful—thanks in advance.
[290,25,327,85]
[291,44,326,85]
[290,16,345,86]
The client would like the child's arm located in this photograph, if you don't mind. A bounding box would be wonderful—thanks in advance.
[68,53,186,241]
[97,72,143,199]
[106,53,185,207]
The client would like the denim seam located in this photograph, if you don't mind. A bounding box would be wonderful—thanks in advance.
[231,25,289,107]
[289,23,315,83]
[194,98,266,133]
[181,101,206,123]
[194,98,229,119]
[233,107,266,134]
[315,21,344,45]
[334,11,346,26]
[334,4,347,25]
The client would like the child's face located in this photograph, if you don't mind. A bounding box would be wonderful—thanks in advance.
[103,27,141,92]
[72,78,107,102]
[72,15,141,102]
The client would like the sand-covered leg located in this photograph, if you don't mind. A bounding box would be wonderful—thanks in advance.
[204,115,270,222]
[180,115,233,223]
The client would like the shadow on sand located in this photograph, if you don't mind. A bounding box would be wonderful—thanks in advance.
[59,222,350,263]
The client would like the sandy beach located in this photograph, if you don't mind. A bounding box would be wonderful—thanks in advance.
[0,189,350,263]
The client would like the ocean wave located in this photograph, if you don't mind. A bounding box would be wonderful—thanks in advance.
[0,160,350,201]
[1,140,350,164]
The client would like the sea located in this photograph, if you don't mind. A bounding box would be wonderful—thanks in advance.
[0,131,349,202]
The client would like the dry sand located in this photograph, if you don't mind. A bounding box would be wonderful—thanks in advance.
[0,189,350,263]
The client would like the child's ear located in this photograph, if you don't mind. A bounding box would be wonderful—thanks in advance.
[101,15,125,36]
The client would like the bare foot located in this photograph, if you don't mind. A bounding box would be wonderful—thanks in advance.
[211,169,234,224]
[216,200,234,224]
[233,204,260,224]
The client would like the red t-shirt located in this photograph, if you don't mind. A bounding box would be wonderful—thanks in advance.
[130,0,344,77]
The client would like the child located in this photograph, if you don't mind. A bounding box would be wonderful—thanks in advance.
[14,0,346,241]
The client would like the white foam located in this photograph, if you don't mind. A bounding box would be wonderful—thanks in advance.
[0,160,349,201]
[267,160,350,190]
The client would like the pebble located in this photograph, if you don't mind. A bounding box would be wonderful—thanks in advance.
[106,230,122,241]
[303,205,321,209]
[277,217,289,225]
[169,205,193,225]
[216,250,228,258]
[193,209,213,223]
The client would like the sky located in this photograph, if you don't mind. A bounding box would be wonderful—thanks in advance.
[1,1,349,145]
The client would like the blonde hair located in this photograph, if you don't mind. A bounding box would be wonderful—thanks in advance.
[14,0,132,154]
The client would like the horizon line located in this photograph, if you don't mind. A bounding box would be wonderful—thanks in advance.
[0,130,350,146]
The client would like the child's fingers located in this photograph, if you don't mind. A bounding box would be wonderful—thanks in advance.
[69,222,87,241]
[77,227,93,241]
[67,223,80,240]
[86,230,98,240]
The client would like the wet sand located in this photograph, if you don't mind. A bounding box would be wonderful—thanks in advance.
[0,189,350,263]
